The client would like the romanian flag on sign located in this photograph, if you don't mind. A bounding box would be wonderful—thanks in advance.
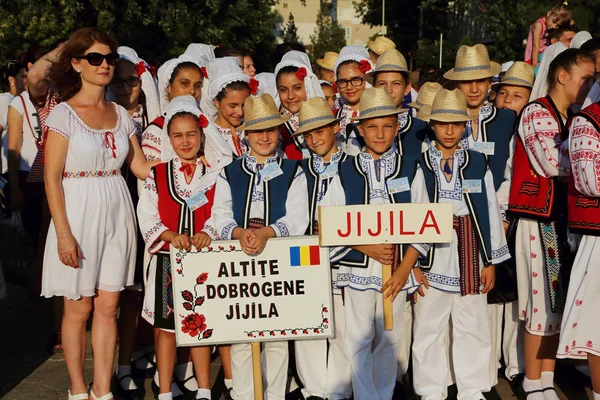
[289,245,321,266]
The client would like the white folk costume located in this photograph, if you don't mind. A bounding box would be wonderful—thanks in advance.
[41,103,138,299]
[321,148,427,400]
[333,45,374,157]
[212,154,309,400]
[557,105,600,360]
[183,43,216,121]
[508,96,573,337]
[206,57,251,159]
[137,95,232,328]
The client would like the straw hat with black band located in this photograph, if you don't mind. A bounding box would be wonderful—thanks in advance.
[367,48,416,84]
[239,94,290,131]
[352,87,405,121]
[367,36,396,56]
[293,97,339,136]
[316,52,339,72]
[443,44,501,81]
[429,89,472,123]
[491,61,535,90]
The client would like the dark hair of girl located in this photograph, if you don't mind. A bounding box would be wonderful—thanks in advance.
[50,27,118,102]
[335,60,361,76]
[169,61,202,86]
[1,60,25,84]
[215,80,251,101]
[167,111,200,134]
[276,65,299,84]
[547,48,594,91]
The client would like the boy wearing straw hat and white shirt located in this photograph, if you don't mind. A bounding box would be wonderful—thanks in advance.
[292,97,352,400]
[317,51,338,85]
[322,87,430,400]
[413,89,510,400]
[368,48,430,157]
[367,36,396,64]
[212,94,309,400]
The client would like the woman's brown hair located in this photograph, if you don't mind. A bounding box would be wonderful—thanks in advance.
[51,27,118,102]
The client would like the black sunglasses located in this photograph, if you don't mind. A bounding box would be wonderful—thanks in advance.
[111,76,141,88]
[77,52,120,67]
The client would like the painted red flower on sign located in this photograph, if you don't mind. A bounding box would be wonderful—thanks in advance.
[196,273,209,284]
[181,290,194,302]
[358,60,371,74]
[181,313,207,337]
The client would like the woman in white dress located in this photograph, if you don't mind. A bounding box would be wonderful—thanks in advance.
[41,28,156,400]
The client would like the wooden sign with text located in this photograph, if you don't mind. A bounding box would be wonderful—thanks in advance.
[318,203,454,246]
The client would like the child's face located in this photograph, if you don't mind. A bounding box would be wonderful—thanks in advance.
[110,60,141,108]
[547,12,559,29]
[375,71,411,108]
[336,63,366,106]
[456,78,492,109]
[302,123,338,157]
[168,67,203,102]
[494,85,531,115]
[431,121,465,152]
[215,88,251,128]
[245,127,280,159]
[169,114,203,161]
[277,72,307,114]
[321,85,336,109]
[358,115,398,157]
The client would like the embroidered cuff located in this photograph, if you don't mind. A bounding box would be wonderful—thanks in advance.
[221,222,237,240]
[330,246,351,264]
[270,221,290,237]
[411,244,431,258]
[202,224,220,240]
[491,245,511,264]
[144,222,168,254]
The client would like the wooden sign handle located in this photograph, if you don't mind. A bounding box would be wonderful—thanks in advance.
[382,263,393,331]
[251,342,264,400]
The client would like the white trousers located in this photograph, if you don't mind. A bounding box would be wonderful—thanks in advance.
[413,287,491,400]
[487,301,524,385]
[397,298,413,380]
[295,295,352,400]
[344,287,406,400]
[230,341,288,400]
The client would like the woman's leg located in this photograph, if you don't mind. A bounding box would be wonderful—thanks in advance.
[90,289,121,396]
[589,353,600,395]
[156,330,177,393]
[62,296,93,394]
[190,346,212,389]
[219,345,233,380]
[117,289,142,389]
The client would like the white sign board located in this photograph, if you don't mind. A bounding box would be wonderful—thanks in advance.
[171,236,333,347]
[318,203,454,246]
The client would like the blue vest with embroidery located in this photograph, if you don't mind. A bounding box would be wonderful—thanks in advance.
[300,153,349,235]
[477,107,517,190]
[335,154,419,269]
[224,157,300,228]
[396,114,432,156]
[418,149,493,269]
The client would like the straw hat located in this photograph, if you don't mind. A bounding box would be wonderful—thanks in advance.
[239,94,290,131]
[416,105,434,122]
[408,82,442,109]
[353,87,404,121]
[491,61,535,90]
[443,44,501,81]
[293,97,339,136]
[316,52,339,72]
[367,36,396,56]
[429,89,471,123]
[367,48,416,82]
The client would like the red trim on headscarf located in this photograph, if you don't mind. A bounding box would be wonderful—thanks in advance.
[200,67,208,79]
[148,65,157,77]
[135,61,146,77]
[296,67,308,81]
[358,60,372,74]
[249,78,259,95]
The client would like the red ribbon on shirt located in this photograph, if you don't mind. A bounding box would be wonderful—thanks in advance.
[104,131,117,158]
[179,163,196,176]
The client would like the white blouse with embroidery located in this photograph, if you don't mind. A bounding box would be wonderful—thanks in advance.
[569,115,600,197]
[212,155,309,240]
[215,125,248,157]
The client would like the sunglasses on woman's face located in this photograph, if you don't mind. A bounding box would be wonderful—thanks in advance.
[77,52,120,67]
[111,76,141,88]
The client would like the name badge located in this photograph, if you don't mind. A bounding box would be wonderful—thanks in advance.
[462,179,482,193]
[472,141,495,155]
[387,177,410,194]
[259,162,284,182]
[320,162,339,179]
[301,148,311,159]
[186,190,209,211]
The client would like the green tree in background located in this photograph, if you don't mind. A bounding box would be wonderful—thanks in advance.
[283,13,300,43]
[0,0,281,68]
[310,1,346,65]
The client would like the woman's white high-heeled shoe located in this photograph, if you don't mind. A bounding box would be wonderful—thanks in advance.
[67,389,89,400]
[90,389,114,400]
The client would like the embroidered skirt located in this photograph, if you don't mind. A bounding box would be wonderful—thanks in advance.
[154,252,175,331]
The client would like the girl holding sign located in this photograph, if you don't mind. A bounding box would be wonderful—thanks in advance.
[412,89,510,400]
[137,95,232,400]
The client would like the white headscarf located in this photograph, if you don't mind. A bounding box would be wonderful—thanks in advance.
[333,45,374,81]
[183,43,216,66]
[207,57,251,101]
[253,72,281,109]
[570,31,592,49]
[163,95,232,174]
[112,46,161,122]
[529,42,568,101]
[274,50,324,99]
[157,55,201,114]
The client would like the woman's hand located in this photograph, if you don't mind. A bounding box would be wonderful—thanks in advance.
[191,232,211,249]
[57,233,83,269]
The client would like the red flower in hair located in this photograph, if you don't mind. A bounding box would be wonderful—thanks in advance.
[296,67,307,81]
[249,78,259,95]
[200,67,208,79]
[148,65,157,77]
[135,61,146,77]
[332,83,338,93]
[197,114,209,129]
[358,59,372,74]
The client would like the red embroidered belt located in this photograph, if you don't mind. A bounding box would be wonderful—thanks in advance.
[63,169,121,179]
